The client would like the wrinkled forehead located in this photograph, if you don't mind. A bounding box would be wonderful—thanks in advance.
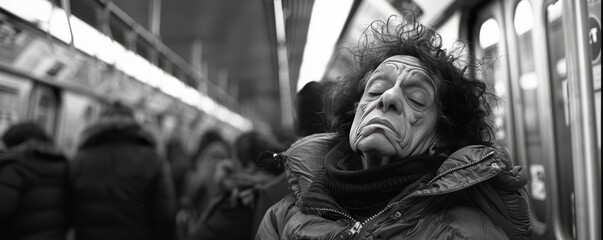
[376,55,430,74]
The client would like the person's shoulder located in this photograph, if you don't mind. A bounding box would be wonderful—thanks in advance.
[287,133,338,154]
[279,133,337,198]
[264,194,298,217]
[438,205,508,239]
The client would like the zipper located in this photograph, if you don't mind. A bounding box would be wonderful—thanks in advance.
[310,207,360,240]
[311,207,357,222]
[348,221,363,235]
[311,199,404,240]
[427,150,496,185]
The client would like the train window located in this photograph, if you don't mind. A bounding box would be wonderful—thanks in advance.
[476,17,511,151]
[479,18,501,49]
[545,0,577,238]
[0,73,33,144]
[55,93,101,157]
[514,0,534,36]
[513,0,550,225]
[0,86,19,138]
[30,85,58,136]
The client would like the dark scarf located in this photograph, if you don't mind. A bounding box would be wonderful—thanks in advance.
[305,141,442,220]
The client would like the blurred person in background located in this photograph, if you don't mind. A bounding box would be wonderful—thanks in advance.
[294,81,331,137]
[256,15,531,240]
[160,114,192,201]
[68,102,176,240]
[0,122,68,240]
[166,135,191,200]
[186,131,286,240]
[178,129,232,238]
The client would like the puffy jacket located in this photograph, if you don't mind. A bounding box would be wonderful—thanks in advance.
[0,140,68,240]
[256,133,531,240]
[69,116,176,240]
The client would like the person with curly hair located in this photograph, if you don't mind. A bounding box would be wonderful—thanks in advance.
[256,15,531,240]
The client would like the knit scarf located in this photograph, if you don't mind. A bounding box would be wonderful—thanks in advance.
[306,141,441,220]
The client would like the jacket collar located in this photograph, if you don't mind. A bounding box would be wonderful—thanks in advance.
[79,116,156,149]
[2,139,64,158]
[280,134,505,201]
[413,145,503,196]
[0,139,66,164]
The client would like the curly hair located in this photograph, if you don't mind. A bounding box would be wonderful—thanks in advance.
[324,15,498,156]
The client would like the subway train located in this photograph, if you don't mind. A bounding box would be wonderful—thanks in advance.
[1,0,601,239]
[0,3,248,157]
[324,0,600,239]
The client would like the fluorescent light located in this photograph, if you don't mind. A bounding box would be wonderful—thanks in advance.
[519,72,538,90]
[547,0,562,23]
[71,16,101,56]
[514,0,534,36]
[0,0,52,24]
[479,18,501,48]
[296,0,354,91]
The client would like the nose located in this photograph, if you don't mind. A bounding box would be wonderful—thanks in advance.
[378,88,403,114]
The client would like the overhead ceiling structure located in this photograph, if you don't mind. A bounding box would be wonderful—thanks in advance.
[107,0,315,137]
[63,0,445,138]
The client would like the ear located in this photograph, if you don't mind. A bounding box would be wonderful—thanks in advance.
[428,143,438,157]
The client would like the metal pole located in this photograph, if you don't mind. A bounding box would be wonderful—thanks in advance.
[273,0,294,129]
[562,0,601,239]
[149,0,161,36]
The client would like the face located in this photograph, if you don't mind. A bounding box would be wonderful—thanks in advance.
[349,55,440,160]
[195,142,232,173]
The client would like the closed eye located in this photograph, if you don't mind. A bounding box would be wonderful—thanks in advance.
[407,97,426,108]
[367,92,383,97]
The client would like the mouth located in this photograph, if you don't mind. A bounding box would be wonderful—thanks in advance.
[364,117,396,131]
[352,117,404,154]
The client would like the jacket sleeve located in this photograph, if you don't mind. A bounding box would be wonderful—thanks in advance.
[0,161,23,226]
[152,159,177,240]
[255,194,296,240]
[432,206,509,240]
[490,147,532,239]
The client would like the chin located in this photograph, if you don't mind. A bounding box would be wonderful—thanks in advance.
[355,135,396,156]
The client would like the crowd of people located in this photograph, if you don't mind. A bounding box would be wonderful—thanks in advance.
[1,15,531,240]
[0,102,293,240]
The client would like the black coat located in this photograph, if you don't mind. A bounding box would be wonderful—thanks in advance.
[0,141,68,240]
[69,117,176,240]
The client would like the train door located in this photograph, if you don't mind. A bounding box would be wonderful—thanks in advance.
[467,0,568,239]
[56,92,101,157]
[540,0,578,238]
[0,71,32,145]
[507,0,578,238]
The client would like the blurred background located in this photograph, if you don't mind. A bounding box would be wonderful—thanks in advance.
[0,0,600,239]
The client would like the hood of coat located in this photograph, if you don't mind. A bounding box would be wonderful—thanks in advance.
[278,133,513,201]
[78,116,157,149]
[1,139,65,161]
